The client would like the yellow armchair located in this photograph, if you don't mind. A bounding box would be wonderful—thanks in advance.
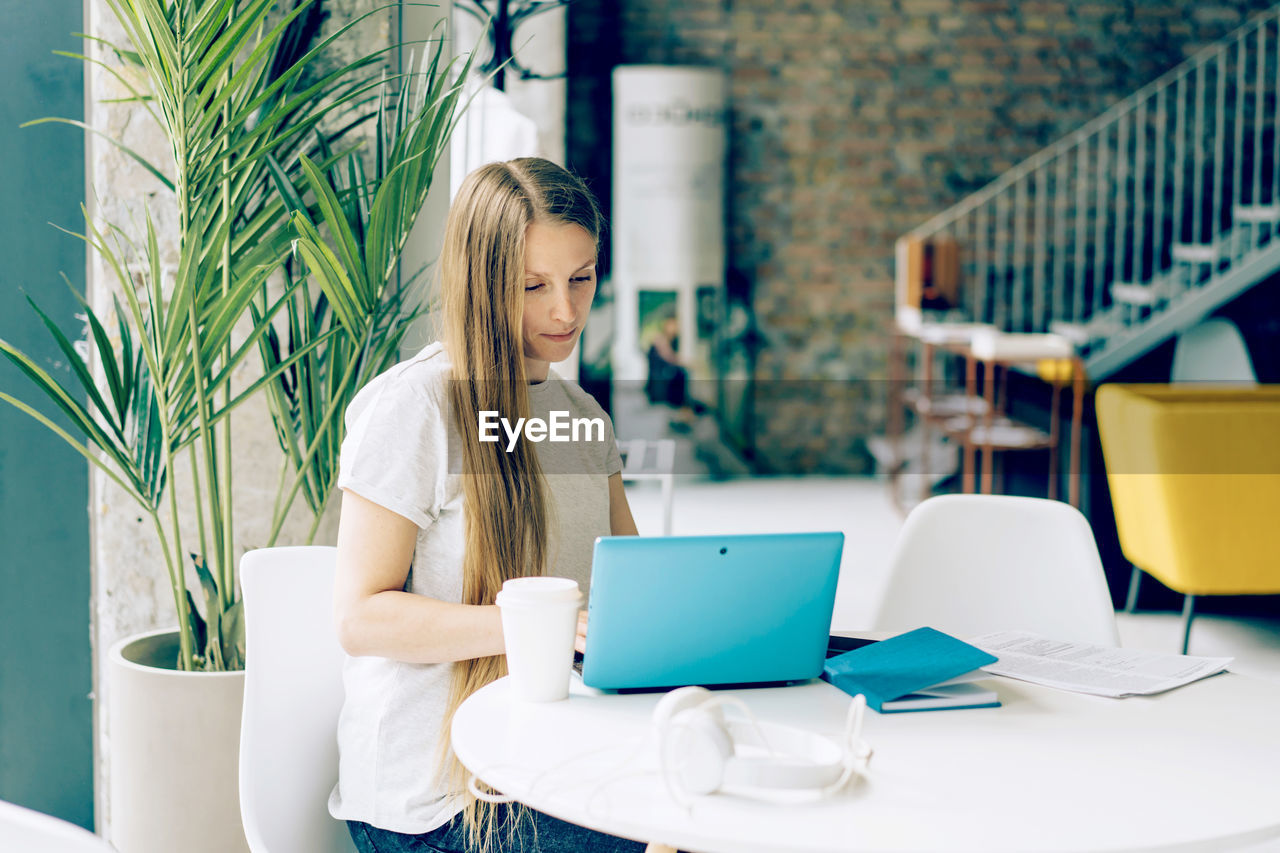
[1095,384,1280,652]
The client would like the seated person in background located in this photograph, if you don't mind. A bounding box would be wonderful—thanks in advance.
[645,314,696,429]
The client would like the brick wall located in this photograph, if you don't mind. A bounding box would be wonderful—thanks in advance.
[568,0,1275,473]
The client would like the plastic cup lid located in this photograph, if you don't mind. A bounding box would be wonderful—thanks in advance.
[495,576,582,607]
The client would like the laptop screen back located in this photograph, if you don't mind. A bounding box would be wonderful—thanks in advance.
[582,532,844,690]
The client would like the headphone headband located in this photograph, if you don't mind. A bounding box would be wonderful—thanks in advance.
[652,686,870,803]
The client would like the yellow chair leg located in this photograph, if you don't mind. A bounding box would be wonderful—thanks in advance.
[1180,594,1196,655]
[1125,565,1143,613]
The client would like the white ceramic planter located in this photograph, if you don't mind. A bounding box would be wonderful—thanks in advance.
[107,628,249,853]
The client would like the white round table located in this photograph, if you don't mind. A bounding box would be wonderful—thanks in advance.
[451,672,1280,852]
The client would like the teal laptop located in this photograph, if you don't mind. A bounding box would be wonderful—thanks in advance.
[581,532,844,691]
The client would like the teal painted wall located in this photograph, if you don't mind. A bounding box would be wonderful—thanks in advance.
[0,2,93,830]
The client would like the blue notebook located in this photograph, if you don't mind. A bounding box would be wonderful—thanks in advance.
[821,627,1001,713]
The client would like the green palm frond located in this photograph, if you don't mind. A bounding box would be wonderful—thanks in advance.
[0,0,473,671]
[261,27,471,542]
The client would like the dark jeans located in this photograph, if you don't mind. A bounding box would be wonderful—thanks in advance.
[347,806,648,853]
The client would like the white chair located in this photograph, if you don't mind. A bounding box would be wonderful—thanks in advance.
[618,438,676,535]
[1170,317,1257,383]
[0,800,116,851]
[871,494,1120,646]
[239,546,355,853]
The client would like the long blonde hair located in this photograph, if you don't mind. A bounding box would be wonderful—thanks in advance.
[438,157,602,847]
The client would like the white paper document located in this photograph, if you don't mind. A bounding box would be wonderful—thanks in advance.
[967,631,1233,698]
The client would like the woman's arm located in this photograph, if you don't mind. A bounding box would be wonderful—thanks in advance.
[332,489,505,663]
[608,472,639,536]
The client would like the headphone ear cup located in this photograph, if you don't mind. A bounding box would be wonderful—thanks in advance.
[666,708,733,796]
[652,685,714,732]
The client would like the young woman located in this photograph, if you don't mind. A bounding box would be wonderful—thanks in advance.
[328,158,646,853]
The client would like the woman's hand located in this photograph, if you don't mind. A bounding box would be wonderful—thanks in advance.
[575,609,588,654]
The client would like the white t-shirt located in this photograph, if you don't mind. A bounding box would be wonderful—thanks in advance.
[327,342,623,833]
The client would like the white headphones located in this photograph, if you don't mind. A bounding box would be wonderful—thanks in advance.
[651,686,872,804]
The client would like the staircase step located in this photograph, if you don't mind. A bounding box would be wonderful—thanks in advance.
[1232,203,1280,223]
[1048,321,1093,345]
[1049,314,1122,346]
[1171,242,1224,263]
[1111,282,1159,306]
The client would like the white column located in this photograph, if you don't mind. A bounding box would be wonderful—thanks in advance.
[611,66,727,382]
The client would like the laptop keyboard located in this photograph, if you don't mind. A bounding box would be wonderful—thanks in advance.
[572,635,875,678]
[825,635,878,658]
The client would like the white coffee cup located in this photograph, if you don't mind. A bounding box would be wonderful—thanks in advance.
[495,576,582,702]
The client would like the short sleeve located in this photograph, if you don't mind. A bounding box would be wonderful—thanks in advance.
[602,413,624,477]
[337,371,449,529]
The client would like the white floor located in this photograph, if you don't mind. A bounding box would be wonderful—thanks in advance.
[622,475,1280,683]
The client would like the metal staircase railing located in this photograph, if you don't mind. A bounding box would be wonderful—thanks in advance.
[896,6,1280,379]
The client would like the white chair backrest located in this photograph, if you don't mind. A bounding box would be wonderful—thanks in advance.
[1171,318,1257,383]
[0,800,116,852]
[871,495,1119,646]
[239,546,355,853]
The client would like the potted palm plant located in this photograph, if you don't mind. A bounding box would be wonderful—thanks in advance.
[260,35,474,543]
[0,1,471,850]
